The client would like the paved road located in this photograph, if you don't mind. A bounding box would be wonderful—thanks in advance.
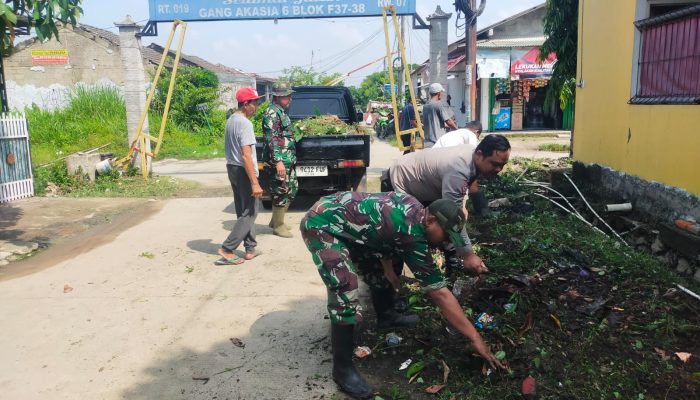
[0,135,568,399]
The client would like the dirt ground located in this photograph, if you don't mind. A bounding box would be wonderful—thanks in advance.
[0,135,577,399]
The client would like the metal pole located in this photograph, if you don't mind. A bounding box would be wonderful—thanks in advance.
[464,0,486,123]
[397,16,405,106]
[468,1,477,121]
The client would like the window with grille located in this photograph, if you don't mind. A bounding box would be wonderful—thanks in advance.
[631,4,700,104]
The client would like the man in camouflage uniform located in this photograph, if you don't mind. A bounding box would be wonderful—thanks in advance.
[300,191,504,398]
[263,82,297,238]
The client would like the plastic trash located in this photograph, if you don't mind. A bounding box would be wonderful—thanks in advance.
[474,312,496,332]
[386,332,402,347]
[354,346,371,359]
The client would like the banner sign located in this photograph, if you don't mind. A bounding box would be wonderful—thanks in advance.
[510,47,557,80]
[149,0,416,22]
[31,49,69,65]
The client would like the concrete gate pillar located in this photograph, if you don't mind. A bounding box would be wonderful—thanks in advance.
[115,15,151,171]
[427,6,452,104]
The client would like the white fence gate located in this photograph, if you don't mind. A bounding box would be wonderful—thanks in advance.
[0,113,33,203]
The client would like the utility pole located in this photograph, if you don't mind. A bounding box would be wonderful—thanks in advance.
[460,0,486,122]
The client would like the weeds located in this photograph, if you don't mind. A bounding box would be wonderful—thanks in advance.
[361,159,699,400]
[33,160,196,198]
[538,143,570,152]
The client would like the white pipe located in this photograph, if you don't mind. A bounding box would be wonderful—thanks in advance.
[563,173,629,247]
[605,203,633,212]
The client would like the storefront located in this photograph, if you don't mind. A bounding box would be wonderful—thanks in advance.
[477,46,564,132]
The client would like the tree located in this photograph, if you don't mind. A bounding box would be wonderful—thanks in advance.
[152,66,221,132]
[0,0,84,52]
[350,64,419,111]
[278,66,342,87]
[350,71,388,110]
[539,0,578,110]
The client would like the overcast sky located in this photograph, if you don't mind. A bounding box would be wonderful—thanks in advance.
[81,0,543,86]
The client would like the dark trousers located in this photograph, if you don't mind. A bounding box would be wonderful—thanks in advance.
[380,169,394,193]
[222,164,260,253]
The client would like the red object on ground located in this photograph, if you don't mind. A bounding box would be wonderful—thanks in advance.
[522,376,536,399]
[674,219,700,235]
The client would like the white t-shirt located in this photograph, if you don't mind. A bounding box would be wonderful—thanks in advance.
[433,128,479,148]
[224,113,258,176]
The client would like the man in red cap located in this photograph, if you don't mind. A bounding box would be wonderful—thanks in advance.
[217,87,263,265]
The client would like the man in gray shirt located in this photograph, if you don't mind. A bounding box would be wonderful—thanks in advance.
[382,134,511,275]
[421,83,458,147]
[218,88,264,265]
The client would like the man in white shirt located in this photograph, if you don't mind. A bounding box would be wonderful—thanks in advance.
[433,121,482,148]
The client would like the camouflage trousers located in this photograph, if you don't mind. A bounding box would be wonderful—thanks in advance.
[267,162,298,208]
[300,219,400,326]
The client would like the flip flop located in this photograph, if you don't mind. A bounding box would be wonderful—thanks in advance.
[214,256,244,266]
[244,250,262,260]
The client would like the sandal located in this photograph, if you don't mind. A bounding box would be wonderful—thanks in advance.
[217,248,244,265]
[214,256,244,265]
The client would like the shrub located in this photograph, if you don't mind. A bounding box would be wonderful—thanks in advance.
[151,66,223,133]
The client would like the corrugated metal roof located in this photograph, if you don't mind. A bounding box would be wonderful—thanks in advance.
[477,36,546,48]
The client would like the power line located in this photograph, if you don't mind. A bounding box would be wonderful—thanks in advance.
[257,26,383,75]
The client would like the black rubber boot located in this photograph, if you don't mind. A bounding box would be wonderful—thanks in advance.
[331,324,373,399]
[371,287,419,330]
[471,190,493,217]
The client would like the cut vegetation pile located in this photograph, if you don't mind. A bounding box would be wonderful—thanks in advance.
[351,158,699,400]
[293,115,365,140]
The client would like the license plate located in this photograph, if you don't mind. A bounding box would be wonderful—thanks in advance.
[296,165,328,177]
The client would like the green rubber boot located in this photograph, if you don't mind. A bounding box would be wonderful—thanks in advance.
[271,206,293,238]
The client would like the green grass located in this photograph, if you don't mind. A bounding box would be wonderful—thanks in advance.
[27,86,128,166]
[538,143,570,152]
[27,86,221,196]
[33,160,198,198]
[27,86,226,166]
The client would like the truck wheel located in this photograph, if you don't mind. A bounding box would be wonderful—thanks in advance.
[352,171,367,192]
[262,200,272,209]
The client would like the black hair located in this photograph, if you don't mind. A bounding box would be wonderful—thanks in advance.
[464,120,482,133]
[475,134,510,157]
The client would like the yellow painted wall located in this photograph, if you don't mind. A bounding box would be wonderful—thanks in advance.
[573,0,700,195]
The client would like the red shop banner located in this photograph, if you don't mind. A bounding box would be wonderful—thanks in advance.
[510,47,557,80]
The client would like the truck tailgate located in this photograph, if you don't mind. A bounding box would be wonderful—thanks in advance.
[255,134,370,166]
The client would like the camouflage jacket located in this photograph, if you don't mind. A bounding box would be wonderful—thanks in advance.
[303,191,447,292]
[262,103,296,165]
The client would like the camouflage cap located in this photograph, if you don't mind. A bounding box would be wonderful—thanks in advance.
[272,82,294,97]
[427,199,466,248]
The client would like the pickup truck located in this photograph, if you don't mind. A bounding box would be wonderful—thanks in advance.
[256,86,370,208]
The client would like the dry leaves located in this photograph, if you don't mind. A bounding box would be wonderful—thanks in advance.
[441,360,450,384]
[425,384,445,394]
[675,352,692,363]
[518,312,534,337]
[654,347,670,361]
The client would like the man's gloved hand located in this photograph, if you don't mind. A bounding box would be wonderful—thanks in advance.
[463,252,489,276]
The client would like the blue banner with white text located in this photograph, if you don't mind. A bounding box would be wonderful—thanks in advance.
[149,0,417,22]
